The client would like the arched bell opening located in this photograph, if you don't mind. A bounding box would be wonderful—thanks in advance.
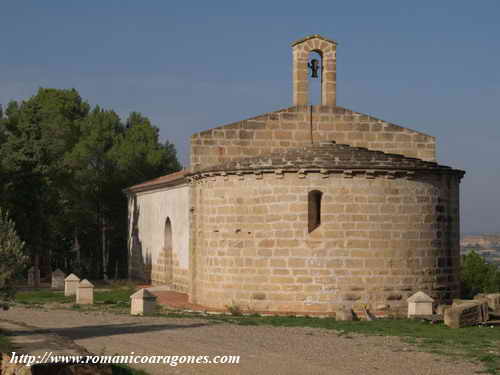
[308,50,323,105]
[292,35,337,107]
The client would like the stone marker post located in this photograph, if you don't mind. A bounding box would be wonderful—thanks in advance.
[51,269,66,290]
[407,291,434,318]
[130,289,157,316]
[27,267,34,286]
[27,266,40,287]
[64,273,80,296]
[76,279,94,305]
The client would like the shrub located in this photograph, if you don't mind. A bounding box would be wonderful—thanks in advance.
[226,301,243,316]
[0,208,28,301]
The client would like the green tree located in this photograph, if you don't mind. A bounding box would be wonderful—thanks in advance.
[110,112,181,184]
[0,208,28,302]
[0,89,89,275]
[65,106,123,278]
[1,88,181,281]
[106,112,181,278]
[460,250,500,298]
[65,110,181,278]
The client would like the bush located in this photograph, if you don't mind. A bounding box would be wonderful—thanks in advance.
[226,301,243,316]
[0,208,28,301]
[460,250,500,298]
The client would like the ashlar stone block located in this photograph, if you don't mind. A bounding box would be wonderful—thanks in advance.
[475,293,500,311]
[445,300,489,328]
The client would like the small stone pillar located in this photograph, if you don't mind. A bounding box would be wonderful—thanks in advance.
[407,291,434,318]
[64,273,80,296]
[51,269,66,290]
[27,266,40,287]
[130,289,157,316]
[76,279,94,305]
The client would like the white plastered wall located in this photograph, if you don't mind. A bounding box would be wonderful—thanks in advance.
[133,184,190,273]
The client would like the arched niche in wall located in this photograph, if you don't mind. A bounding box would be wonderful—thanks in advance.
[163,217,173,285]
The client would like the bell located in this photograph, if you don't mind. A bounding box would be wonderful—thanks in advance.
[308,59,320,78]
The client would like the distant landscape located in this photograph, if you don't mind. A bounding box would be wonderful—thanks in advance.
[461,233,500,266]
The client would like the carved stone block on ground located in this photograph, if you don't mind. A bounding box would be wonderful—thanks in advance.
[51,269,66,290]
[444,300,489,328]
[130,288,157,315]
[76,279,94,305]
[475,293,500,311]
[407,291,434,318]
[64,274,80,297]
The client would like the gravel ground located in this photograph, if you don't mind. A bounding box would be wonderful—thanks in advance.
[0,306,483,375]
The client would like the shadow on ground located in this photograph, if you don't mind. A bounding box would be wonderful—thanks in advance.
[3,321,212,341]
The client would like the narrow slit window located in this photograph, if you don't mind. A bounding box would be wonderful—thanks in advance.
[308,190,323,233]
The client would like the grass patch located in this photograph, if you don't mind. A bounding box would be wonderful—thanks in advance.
[94,288,134,306]
[14,286,135,312]
[14,290,72,305]
[14,285,135,307]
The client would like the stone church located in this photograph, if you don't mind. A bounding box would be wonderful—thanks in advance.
[125,35,465,316]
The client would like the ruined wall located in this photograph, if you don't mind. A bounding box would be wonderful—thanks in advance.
[190,171,460,315]
[128,185,191,292]
[191,106,436,172]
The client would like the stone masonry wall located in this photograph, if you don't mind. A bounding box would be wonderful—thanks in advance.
[151,247,172,285]
[172,251,190,293]
[190,106,436,172]
[190,171,460,314]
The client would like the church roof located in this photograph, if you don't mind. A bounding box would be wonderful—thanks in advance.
[195,141,464,176]
[124,169,189,194]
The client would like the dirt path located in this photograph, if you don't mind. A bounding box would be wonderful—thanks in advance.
[0,306,483,375]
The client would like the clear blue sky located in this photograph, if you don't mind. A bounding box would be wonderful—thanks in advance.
[1,1,499,234]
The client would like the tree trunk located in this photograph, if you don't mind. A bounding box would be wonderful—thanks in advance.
[102,215,108,281]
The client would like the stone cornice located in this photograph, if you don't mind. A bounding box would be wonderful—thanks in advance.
[291,34,338,47]
[187,167,465,183]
